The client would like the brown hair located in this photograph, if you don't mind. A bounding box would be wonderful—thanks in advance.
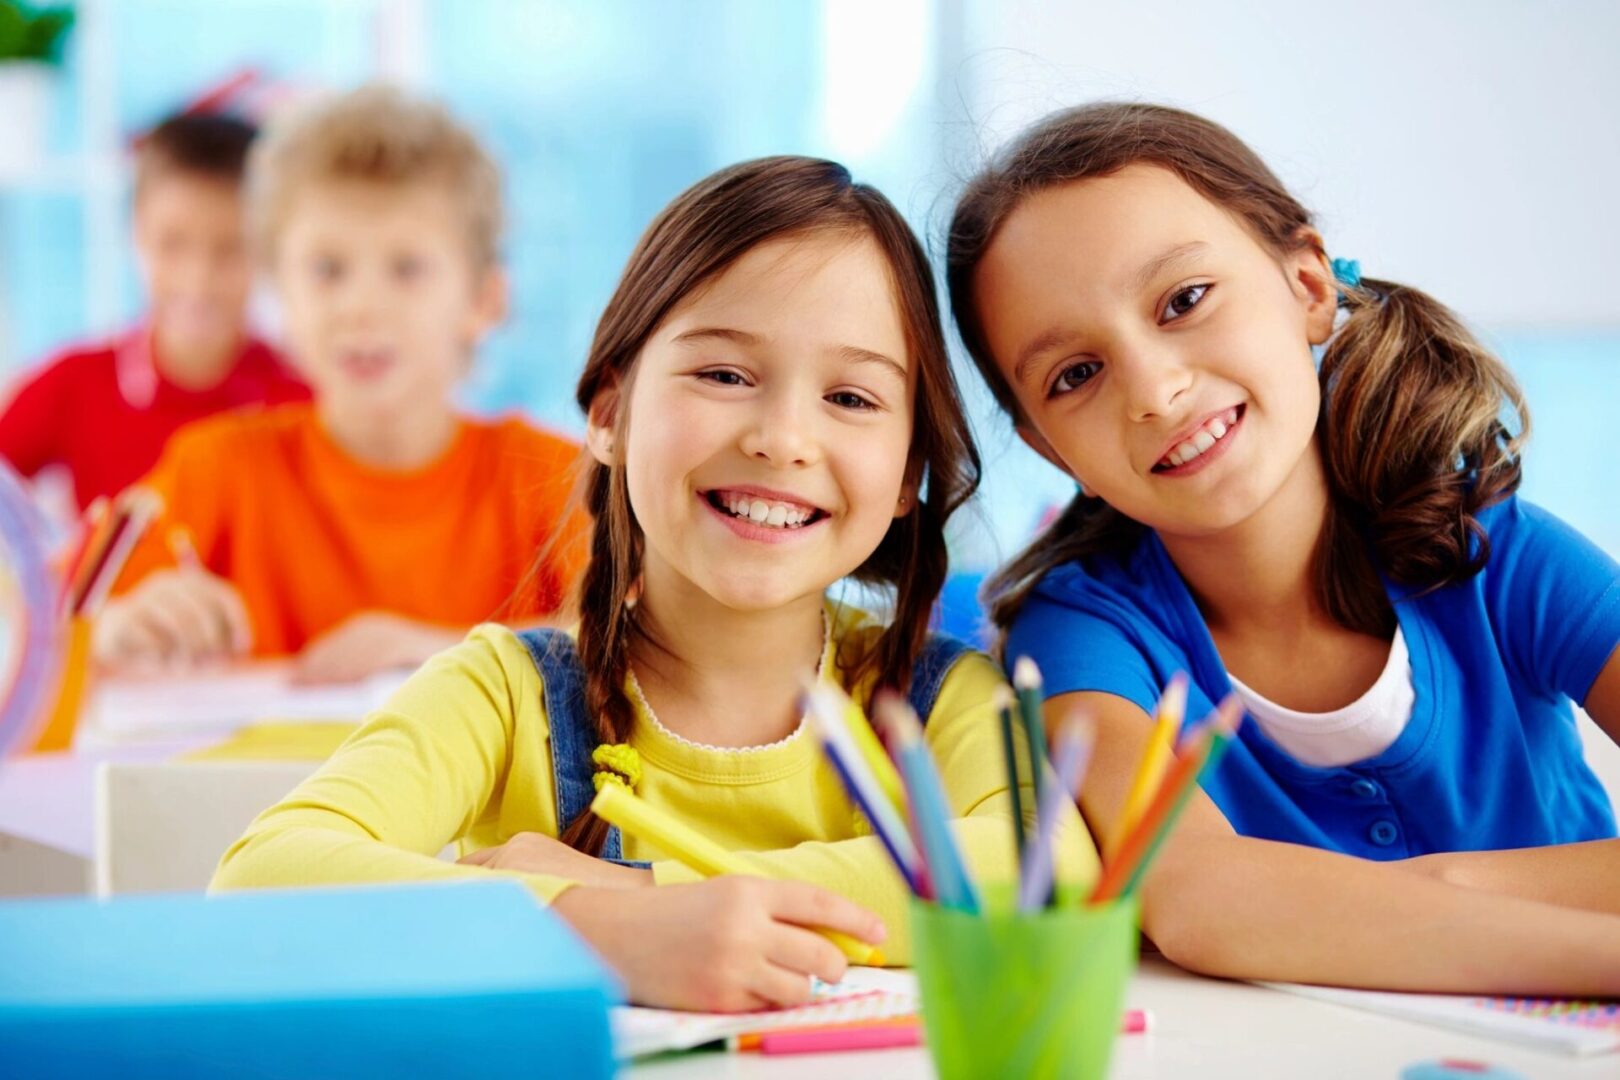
[946,102,1527,641]
[134,112,258,198]
[246,84,503,268]
[562,155,981,854]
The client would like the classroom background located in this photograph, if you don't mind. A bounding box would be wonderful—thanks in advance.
[1,0,1617,568]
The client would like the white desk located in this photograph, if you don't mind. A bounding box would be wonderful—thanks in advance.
[630,957,1615,1079]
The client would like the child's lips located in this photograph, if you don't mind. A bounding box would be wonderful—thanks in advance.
[338,350,396,381]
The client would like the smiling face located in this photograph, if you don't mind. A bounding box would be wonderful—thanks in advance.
[972,164,1337,539]
[598,229,916,614]
[272,179,502,428]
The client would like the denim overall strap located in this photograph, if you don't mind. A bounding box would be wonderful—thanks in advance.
[906,633,974,727]
[515,628,647,865]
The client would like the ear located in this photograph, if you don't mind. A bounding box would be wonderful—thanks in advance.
[893,477,919,519]
[464,265,510,344]
[584,382,621,468]
[1285,228,1338,346]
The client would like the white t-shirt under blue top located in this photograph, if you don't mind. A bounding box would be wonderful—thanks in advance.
[1228,625,1416,768]
[1005,496,1620,859]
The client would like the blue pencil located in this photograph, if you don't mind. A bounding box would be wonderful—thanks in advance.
[802,686,926,895]
[821,739,926,896]
[876,692,980,913]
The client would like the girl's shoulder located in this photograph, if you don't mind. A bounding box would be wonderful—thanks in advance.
[1015,528,1173,627]
[390,622,555,737]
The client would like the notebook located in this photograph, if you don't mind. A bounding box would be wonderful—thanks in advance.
[613,965,919,1058]
[1261,982,1620,1057]
[84,662,409,741]
[0,881,621,1079]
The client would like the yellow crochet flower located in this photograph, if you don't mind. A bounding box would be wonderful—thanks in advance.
[590,743,642,793]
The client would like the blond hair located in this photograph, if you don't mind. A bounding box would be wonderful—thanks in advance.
[248,84,503,267]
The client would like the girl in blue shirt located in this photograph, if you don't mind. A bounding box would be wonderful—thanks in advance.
[946,102,1620,995]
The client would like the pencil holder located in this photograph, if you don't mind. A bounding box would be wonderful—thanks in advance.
[909,892,1138,1080]
[31,615,92,752]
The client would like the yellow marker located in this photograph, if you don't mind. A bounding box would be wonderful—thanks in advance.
[590,783,884,966]
[1106,674,1188,858]
[809,682,906,815]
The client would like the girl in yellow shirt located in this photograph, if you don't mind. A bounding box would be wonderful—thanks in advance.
[214,156,1095,1010]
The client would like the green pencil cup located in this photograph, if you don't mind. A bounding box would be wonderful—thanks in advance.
[909,892,1138,1080]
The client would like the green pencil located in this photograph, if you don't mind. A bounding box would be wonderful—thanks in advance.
[993,685,1028,861]
[1012,656,1049,815]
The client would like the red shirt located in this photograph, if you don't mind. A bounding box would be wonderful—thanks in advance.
[0,326,309,510]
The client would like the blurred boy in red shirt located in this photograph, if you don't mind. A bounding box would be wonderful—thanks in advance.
[0,112,308,511]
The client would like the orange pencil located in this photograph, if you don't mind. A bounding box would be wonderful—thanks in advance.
[1089,696,1242,904]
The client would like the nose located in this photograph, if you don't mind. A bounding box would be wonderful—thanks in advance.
[737,384,821,468]
[1116,342,1194,423]
[334,263,387,326]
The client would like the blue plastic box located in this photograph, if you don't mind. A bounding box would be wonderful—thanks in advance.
[0,880,620,1078]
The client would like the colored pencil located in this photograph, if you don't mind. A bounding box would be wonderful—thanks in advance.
[58,496,108,612]
[77,487,162,615]
[993,684,1028,867]
[1106,673,1188,857]
[1012,657,1048,814]
[803,683,926,894]
[1089,696,1243,904]
[732,1009,1151,1052]
[1018,708,1096,911]
[874,691,979,913]
[760,1021,921,1055]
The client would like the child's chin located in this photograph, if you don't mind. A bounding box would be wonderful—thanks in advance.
[703,576,828,615]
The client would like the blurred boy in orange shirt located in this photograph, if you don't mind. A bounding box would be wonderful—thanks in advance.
[96,87,584,683]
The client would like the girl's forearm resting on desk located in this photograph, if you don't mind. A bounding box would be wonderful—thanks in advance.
[1141,832,1620,996]
[211,813,578,901]
[1402,839,1620,915]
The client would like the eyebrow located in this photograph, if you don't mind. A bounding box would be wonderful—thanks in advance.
[673,327,906,382]
[1130,240,1210,294]
[1011,241,1212,387]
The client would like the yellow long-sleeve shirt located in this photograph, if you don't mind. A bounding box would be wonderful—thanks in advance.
[212,608,1098,963]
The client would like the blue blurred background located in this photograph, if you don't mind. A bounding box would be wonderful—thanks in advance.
[2,0,1616,615]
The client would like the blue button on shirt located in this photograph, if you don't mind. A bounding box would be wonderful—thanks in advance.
[1350,778,1380,799]
[1006,497,1620,859]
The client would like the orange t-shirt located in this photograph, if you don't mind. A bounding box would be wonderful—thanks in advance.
[114,403,588,657]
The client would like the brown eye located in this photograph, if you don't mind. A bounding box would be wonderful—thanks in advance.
[1048,360,1100,399]
[1161,283,1211,322]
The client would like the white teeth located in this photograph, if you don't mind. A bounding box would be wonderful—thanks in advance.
[716,494,816,529]
[1160,409,1239,469]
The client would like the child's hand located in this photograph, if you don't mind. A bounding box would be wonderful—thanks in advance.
[457,831,654,888]
[93,567,252,670]
[293,612,460,685]
[552,878,887,1011]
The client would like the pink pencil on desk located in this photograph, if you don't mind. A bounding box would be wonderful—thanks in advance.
[759,1020,922,1055]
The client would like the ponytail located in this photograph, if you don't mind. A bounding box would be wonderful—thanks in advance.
[1315,276,1528,632]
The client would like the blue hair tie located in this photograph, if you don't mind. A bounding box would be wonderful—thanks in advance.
[1331,257,1361,289]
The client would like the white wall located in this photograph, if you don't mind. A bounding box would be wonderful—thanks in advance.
[932,2,1620,569]
[948,0,1620,329]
